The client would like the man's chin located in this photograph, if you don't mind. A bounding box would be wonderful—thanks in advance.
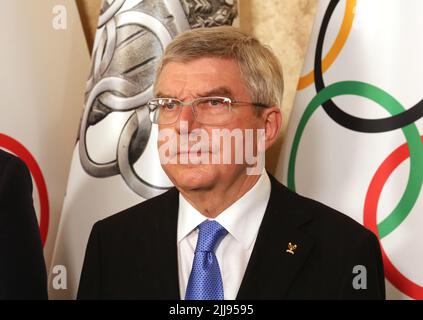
[166,164,216,191]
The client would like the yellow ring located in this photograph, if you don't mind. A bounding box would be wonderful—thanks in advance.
[297,0,356,90]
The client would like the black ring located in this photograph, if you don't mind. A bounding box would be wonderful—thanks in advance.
[314,0,423,133]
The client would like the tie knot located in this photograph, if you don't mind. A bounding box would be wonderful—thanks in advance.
[195,220,228,253]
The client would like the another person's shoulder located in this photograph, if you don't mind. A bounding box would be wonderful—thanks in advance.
[0,149,32,195]
[0,149,29,175]
[0,148,16,162]
[91,187,178,235]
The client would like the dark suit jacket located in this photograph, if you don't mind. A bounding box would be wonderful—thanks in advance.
[78,173,385,299]
[0,149,48,299]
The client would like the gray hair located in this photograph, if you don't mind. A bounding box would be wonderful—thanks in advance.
[155,26,284,108]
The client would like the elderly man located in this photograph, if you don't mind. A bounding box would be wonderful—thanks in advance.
[78,26,385,300]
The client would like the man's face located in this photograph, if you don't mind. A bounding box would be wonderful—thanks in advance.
[154,57,265,193]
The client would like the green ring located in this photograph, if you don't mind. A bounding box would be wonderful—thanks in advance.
[287,81,423,238]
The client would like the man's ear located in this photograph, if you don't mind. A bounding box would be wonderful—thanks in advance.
[262,106,282,151]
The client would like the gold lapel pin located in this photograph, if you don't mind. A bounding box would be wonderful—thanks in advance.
[286,242,297,255]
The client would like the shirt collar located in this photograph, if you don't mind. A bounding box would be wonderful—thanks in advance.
[177,171,271,250]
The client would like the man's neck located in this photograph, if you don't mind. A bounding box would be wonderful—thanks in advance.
[179,174,262,218]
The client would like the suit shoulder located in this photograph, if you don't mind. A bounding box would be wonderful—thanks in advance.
[93,187,178,233]
[299,194,377,247]
[269,175,375,240]
[300,192,375,239]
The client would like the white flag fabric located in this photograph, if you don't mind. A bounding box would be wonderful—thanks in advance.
[0,1,89,270]
[276,0,423,299]
[49,0,239,299]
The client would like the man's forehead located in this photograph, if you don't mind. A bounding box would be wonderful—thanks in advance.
[155,59,244,98]
[159,59,238,77]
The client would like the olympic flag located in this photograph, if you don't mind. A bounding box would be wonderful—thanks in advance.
[49,0,238,299]
[276,0,423,299]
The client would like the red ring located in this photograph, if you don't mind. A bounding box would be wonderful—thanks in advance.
[363,135,423,299]
[0,134,49,246]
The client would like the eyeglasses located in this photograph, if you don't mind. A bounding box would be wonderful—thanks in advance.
[147,96,268,125]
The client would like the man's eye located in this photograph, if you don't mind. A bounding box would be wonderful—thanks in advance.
[162,102,176,110]
[208,99,223,107]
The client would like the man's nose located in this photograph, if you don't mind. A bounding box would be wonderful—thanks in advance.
[175,105,199,133]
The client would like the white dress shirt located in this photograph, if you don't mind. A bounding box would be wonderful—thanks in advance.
[177,171,271,300]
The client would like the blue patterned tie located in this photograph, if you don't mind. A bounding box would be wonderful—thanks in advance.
[185,220,228,300]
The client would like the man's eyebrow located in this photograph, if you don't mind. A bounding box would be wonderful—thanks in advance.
[197,87,235,99]
[155,91,177,98]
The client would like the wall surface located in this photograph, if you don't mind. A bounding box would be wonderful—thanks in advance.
[247,0,317,171]
[75,0,102,53]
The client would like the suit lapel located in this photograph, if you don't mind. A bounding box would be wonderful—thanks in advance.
[135,188,181,299]
[237,176,315,299]
[156,188,180,299]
